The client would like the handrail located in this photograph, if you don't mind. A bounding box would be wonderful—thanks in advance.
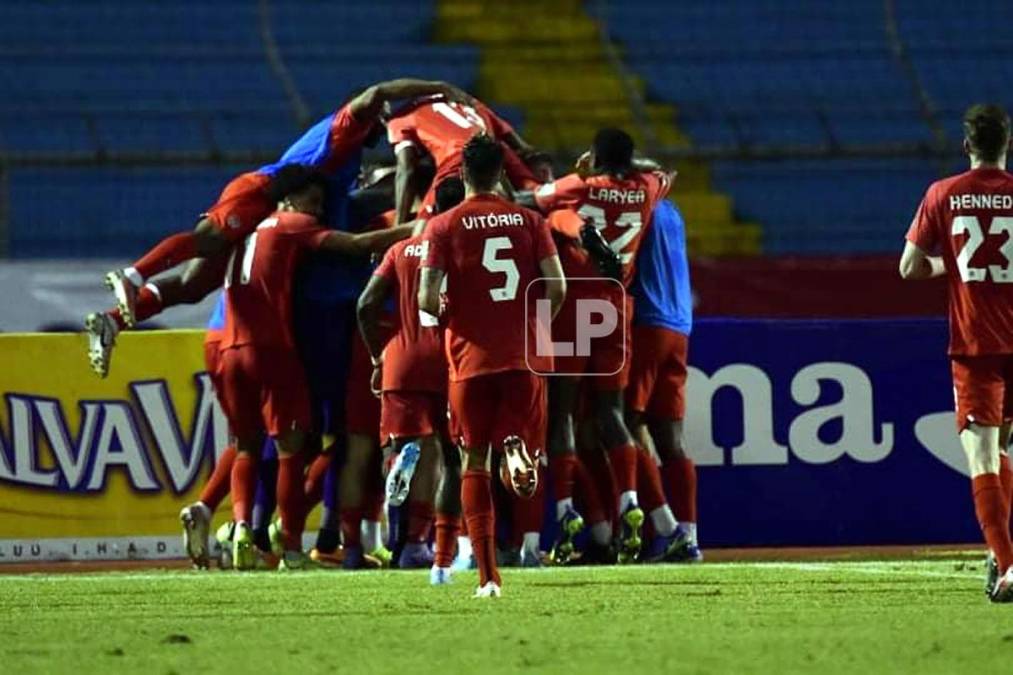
[257,0,311,129]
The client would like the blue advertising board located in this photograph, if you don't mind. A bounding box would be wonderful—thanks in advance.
[686,318,977,548]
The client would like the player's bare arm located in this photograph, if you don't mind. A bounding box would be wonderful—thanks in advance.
[319,224,415,256]
[394,144,421,224]
[355,275,393,395]
[349,79,473,121]
[898,240,945,280]
[417,266,445,317]
[538,254,567,319]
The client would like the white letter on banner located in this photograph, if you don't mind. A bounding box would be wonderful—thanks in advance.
[8,395,58,487]
[87,403,159,491]
[788,363,893,464]
[685,365,788,466]
[133,380,211,492]
[0,400,15,481]
[34,399,101,490]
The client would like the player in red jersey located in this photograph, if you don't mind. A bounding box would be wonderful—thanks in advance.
[215,169,415,570]
[358,177,467,579]
[900,103,1013,602]
[525,128,682,563]
[418,135,565,596]
[86,79,471,373]
[386,96,543,224]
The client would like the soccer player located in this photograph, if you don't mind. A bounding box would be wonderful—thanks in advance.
[899,103,1013,602]
[625,199,701,562]
[418,135,565,597]
[386,95,542,224]
[528,128,683,563]
[86,78,471,373]
[358,177,466,579]
[215,168,414,570]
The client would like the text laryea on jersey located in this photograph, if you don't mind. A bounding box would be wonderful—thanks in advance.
[461,212,525,230]
[588,186,646,205]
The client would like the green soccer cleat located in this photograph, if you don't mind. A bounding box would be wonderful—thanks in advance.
[277,551,322,571]
[617,506,645,564]
[268,519,285,557]
[550,508,585,565]
[369,545,393,568]
[215,521,235,570]
[232,522,257,571]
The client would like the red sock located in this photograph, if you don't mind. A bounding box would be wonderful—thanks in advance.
[277,454,306,551]
[462,470,500,587]
[230,452,258,524]
[407,500,435,543]
[132,232,200,280]
[199,445,236,512]
[583,449,618,525]
[635,447,667,514]
[364,462,385,522]
[434,513,461,568]
[972,473,1013,572]
[572,458,606,525]
[1000,454,1013,526]
[663,457,698,523]
[303,453,332,509]
[550,454,577,501]
[340,507,363,548]
[607,442,638,494]
[511,477,545,546]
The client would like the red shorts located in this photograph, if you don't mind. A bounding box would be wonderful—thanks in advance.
[552,284,631,391]
[204,172,274,242]
[345,335,381,437]
[380,390,448,442]
[626,325,689,420]
[950,354,1013,430]
[215,345,311,439]
[448,370,545,451]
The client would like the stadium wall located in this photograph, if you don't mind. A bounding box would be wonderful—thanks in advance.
[0,320,976,563]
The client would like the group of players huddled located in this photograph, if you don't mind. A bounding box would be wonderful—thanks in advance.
[83,79,699,598]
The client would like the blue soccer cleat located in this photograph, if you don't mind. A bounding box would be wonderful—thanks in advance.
[643,525,693,563]
[430,566,453,586]
[386,442,421,507]
[398,542,435,569]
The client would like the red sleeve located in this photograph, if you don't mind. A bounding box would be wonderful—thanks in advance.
[534,173,587,213]
[374,245,398,282]
[475,101,515,139]
[906,185,940,252]
[646,170,672,203]
[422,216,449,269]
[546,209,584,239]
[282,214,332,250]
[502,144,541,191]
[386,113,417,153]
[328,104,373,167]
[532,212,558,260]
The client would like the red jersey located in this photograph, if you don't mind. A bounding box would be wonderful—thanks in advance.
[220,212,330,350]
[386,96,515,170]
[374,236,448,393]
[535,171,672,286]
[906,167,1013,355]
[423,194,557,381]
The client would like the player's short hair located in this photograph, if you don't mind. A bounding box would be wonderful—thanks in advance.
[266,164,327,202]
[592,128,635,174]
[963,104,1011,163]
[435,177,465,213]
[462,133,503,191]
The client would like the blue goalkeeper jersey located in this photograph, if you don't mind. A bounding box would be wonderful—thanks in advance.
[632,199,693,336]
[206,292,226,330]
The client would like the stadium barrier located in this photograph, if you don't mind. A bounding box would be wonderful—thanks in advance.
[0,319,976,562]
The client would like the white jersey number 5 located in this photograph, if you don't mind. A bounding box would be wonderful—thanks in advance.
[482,236,520,302]
[952,215,1013,283]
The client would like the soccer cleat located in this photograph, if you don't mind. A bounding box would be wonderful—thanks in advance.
[215,521,235,570]
[643,525,693,563]
[550,508,585,565]
[267,519,285,557]
[430,566,453,585]
[520,546,544,568]
[501,435,538,498]
[682,545,704,563]
[342,546,383,570]
[617,505,645,564]
[179,503,211,569]
[104,270,138,328]
[985,551,999,598]
[580,221,623,282]
[278,551,321,571]
[84,312,119,378]
[386,442,421,507]
[497,548,522,568]
[232,522,257,571]
[580,541,618,566]
[399,542,435,569]
[990,567,1013,603]
[310,547,345,568]
[473,581,502,598]
[369,545,393,568]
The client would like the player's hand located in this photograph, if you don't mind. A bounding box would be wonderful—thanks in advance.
[370,364,383,398]
[575,151,594,179]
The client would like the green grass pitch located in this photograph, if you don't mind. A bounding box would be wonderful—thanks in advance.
[2,560,1010,674]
